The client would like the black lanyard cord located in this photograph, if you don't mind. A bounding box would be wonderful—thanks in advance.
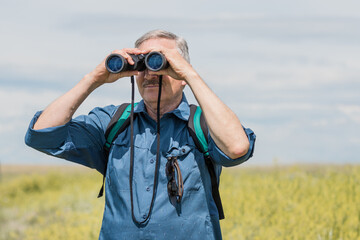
[129,75,162,225]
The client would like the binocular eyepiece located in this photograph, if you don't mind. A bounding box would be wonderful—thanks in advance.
[105,51,169,74]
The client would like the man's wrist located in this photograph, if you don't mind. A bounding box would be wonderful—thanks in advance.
[81,73,104,92]
[184,70,202,86]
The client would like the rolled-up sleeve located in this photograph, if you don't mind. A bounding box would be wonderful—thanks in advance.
[24,105,117,174]
[208,127,256,167]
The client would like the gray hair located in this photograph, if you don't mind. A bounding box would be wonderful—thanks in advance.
[135,29,190,63]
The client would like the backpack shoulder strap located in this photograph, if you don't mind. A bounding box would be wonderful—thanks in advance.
[98,102,138,198]
[104,103,137,151]
[188,104,225,220]
[188,105,209,155]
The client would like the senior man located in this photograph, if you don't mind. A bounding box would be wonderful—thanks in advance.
[25,30,256,240]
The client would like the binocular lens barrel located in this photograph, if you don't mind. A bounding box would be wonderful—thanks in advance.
[106,54,125,73]
[145,51,168,72]
[105,51,168,74]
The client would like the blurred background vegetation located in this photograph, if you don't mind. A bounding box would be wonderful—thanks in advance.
[1,164,359,240]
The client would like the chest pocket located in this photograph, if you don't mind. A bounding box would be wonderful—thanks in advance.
[107,134,151,192]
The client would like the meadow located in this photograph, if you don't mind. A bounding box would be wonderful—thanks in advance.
[1,164,359,240]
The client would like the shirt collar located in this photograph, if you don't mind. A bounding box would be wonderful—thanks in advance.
[134,92,190,121]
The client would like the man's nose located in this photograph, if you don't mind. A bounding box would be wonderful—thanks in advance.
[144,68,159,80]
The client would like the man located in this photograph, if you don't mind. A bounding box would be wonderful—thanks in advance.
[25,30,256,240]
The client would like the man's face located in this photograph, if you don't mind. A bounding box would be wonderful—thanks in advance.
[136,38,185,106]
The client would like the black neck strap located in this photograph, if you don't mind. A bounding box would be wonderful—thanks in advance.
[129,75,162,225]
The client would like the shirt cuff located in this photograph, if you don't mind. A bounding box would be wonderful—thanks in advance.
[25,111,70,149]
[208,127,256,167]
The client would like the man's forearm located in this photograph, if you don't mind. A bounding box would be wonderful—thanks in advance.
[32,48,150,130]
[33,74,101,130]
[186,73,250,159]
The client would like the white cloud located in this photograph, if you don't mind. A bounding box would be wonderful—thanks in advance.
[337,104,360,123]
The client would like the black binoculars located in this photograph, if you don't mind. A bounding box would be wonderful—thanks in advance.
[105,51,168,74]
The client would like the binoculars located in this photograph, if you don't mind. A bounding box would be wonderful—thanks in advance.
[105,51,168,73]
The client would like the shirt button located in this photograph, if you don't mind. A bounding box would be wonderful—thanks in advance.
[146,187,151,192]
[143,214,147,219]
[150,159,154,164]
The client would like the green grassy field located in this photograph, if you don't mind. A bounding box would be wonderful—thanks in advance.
[1,164,359,240]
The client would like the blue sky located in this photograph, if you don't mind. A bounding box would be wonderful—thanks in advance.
[0,0,359,165]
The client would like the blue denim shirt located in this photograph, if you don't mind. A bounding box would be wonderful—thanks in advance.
[25,94,256,240]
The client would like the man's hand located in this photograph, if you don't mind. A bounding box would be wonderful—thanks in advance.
[88,48,146,87]
[142,47,197,82]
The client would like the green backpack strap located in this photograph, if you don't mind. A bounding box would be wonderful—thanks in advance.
[98,102,138,198]
[192,106,209,156]
[104,103,138,150]
[188,104,225,220]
